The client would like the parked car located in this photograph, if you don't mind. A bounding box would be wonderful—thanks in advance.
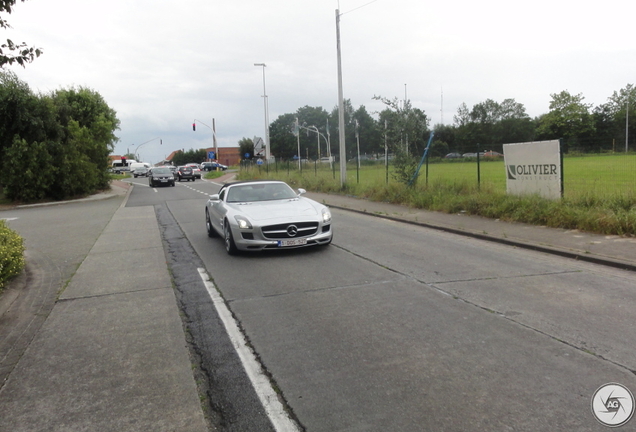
[132,167,148,177]
[205,180,333,255]
[482,151,503,157]
[445,153,462,159]
[201,162,228,171]
[176,166,195,182]
[148,167,175,187]
[185,163,202,178]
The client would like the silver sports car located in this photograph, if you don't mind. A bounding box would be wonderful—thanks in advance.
[205,180,333,254]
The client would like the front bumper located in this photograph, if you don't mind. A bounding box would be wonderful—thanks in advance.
[231,223,332,251]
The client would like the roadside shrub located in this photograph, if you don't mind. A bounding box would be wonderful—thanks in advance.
[0,220,25,290]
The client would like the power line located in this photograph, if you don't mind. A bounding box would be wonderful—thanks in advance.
[340,0,379,16]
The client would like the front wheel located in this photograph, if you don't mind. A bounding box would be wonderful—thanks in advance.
[224,221,238,255]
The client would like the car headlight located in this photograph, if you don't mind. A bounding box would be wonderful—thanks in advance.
[234,215,252,229]
[321,208,332,224]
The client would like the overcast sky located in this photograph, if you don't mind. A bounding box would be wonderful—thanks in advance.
[7,0,635,164]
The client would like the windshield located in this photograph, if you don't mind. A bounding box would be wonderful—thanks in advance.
[153,168,171,174]
[226,183,297,203]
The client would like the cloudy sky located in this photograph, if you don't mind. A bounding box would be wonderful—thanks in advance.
[7,0,635,164]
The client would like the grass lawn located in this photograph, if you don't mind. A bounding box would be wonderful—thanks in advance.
[241,153,636,235]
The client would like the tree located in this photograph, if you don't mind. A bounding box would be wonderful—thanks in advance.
[269,113,298,160]
[0,73,119,201]
[453,98,533,152]
[352,105,382,157]
[536,91,595,151]
[329,99,356,159]
[432,124,456,154]
[296,105,329,160]
[595,84,636,151]
[238,137,254,160]
[374,96,430,157]
[374,96,430,186]
[0,0,42,67]
[171,148,207,166]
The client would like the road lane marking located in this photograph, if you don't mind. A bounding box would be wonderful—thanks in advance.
[197,268,301,432]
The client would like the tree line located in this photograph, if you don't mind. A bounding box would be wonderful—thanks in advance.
[243,85,636,162]
[0,70,119,201]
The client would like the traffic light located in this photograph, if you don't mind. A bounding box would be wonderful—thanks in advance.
[192,123,196,131]
[121,156,127,165]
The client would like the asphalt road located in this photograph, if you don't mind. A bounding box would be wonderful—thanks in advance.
[123,176,636,432]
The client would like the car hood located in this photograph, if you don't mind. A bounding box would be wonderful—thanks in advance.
[230,199,319,221]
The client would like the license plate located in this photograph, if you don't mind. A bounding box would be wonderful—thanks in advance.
[278,238,307,247]
[160,179,168,182]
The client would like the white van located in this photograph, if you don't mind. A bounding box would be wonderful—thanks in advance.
[129,162,150,171]
[111,159,138,173]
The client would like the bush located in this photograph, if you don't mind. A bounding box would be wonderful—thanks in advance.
[0,220,25,290]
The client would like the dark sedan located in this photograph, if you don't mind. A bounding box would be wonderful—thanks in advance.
[148,167,175,187]
[176,166,195,182]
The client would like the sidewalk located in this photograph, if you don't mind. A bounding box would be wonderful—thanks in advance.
[0,183,208,432]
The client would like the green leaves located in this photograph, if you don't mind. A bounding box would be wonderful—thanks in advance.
[0,1,42,68]
[0,72,120,201]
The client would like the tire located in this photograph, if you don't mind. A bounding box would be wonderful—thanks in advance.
[205,209,217,238]
[224,221,238,255]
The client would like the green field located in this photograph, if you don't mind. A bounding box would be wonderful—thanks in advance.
[253,153,636,197]
[241,153,636,235]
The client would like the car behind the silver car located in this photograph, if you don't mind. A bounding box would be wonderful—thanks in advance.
[205,180,332,254]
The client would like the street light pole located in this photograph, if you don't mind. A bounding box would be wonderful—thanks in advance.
[298,124,327,162]
[254,63,270,161]
[134,137,162,162]
[335,9,346,186]
[193,119,217,164]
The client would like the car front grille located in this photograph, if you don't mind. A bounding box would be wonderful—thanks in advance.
[261,222,319,239]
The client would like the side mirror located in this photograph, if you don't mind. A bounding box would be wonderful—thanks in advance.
[297,188,306,196]
[209,194,220,201]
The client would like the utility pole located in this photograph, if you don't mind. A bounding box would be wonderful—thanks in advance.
[336,8,346,186]
[626,100,629,153]
[254,63,270,161]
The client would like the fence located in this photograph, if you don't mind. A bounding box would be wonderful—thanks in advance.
[241,152,636,199]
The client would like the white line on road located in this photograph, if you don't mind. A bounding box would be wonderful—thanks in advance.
[197,268,301,432]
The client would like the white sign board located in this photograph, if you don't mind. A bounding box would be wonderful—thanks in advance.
[503,140,562,200]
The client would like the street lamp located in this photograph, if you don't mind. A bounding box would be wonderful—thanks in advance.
[335,9,346,186]
[134,137,162,162]
[298,123,328,162]
[254,63,270,161]
[193,119,218,164]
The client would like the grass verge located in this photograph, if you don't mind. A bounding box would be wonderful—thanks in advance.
[237,164,636,236]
